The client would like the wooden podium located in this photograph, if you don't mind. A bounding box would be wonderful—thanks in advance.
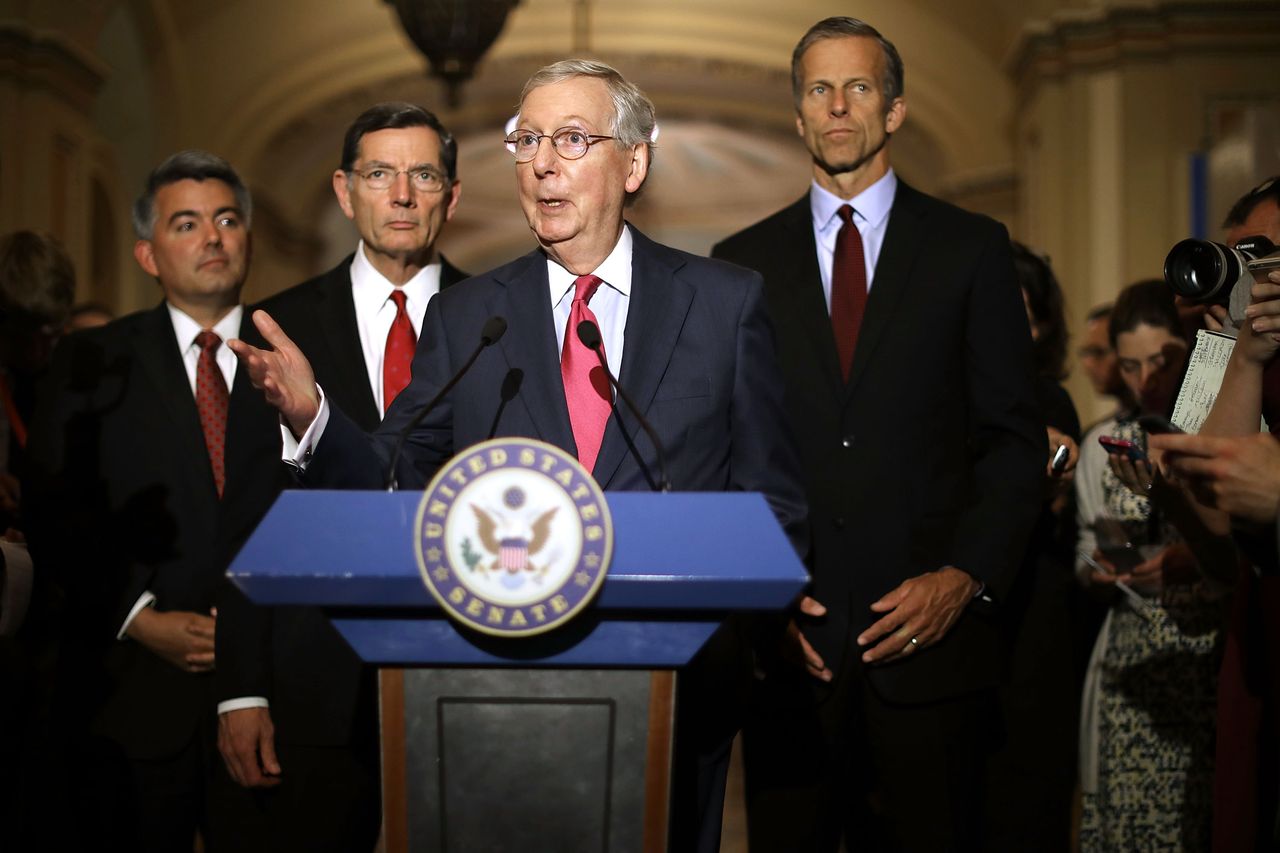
[228,490,806,852]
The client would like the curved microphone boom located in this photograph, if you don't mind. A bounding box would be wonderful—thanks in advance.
[576,320,671,492]
[384,316,508,490]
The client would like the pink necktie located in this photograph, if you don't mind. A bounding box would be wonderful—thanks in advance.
[831,205,868,382]
[383,289,416,412]
[194,330,229,497]
[561,275,611,472]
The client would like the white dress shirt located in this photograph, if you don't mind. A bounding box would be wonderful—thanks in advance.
[349,240,444,412]
[119,305,243,639]
[288,227,638,466]
[810,168,898,312]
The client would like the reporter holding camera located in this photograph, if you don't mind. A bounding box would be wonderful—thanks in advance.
[1149,175,1280,852]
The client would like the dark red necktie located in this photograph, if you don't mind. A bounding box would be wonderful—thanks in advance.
[561,275,611,472]
[0,373,25,449]
[194,330,229,497]
[383,289,416,412]
[831,204,868,381]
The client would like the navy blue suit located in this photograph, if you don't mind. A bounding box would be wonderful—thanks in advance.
[307,225,807,851]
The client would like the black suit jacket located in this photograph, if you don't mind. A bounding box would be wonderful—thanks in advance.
[308,226,806,545]
[25,304,286,758]
[211,253,467,745]
[712,183,1043,703]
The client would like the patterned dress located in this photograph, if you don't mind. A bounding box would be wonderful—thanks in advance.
[1076,416,1225,851]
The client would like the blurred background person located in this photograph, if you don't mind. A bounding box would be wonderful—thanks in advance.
[1076,303,1132,422]
[0,229,75,849]
[983,242,1080,851]
[65,302,114,333]
[1075,279,1236,851]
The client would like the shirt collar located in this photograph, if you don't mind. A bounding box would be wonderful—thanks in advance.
[167,303,243,349]
[350,239,441,311]
[548,225,634,308]
[810,168,898,234]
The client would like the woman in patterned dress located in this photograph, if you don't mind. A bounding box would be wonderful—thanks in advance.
[1075,280,1234,851]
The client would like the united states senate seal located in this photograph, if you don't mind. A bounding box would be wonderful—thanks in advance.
[414,438,613,637]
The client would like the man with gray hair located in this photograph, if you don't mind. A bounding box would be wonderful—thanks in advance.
[25,150,285,850]
[231,59,807,851]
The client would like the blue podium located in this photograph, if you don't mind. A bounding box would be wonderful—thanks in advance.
[229,489,806,852]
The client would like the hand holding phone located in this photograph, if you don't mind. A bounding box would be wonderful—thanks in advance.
[1137,414,1184,435]
[1099,435,1147,462]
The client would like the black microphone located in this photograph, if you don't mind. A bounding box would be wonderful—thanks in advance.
[384,316,507,490]
[576,320,671,492]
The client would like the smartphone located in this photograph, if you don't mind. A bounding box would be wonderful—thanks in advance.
[1050,443,1070,473]
[1077,549,1157,619]
[1098,435,1147,462]
[1137,414,1184,435]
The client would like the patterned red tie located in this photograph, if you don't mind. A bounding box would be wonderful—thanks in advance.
[194,330,229,497]
[383,289,416,412]
[561,275,611,473]
[830,204,868,382]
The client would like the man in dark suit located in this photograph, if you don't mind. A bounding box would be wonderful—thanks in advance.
[711,17,1044,851]
[231,59,807,852]
[213,103,467,851]
[24,151,284,851]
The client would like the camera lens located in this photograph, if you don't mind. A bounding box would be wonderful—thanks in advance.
[1163,239,1242,305]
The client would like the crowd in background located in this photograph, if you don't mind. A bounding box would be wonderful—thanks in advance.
[1,14,1279,853]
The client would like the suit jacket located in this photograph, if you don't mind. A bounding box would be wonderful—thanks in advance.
[308,226,807,550]
[24,304,287,758]
[211,252,467,746]
[712,182,1044,703]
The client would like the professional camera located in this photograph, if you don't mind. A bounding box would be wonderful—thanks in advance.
[1163,234,1280,326]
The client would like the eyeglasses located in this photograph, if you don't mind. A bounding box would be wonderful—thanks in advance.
[503,127,615,162]
[352,166,449,193]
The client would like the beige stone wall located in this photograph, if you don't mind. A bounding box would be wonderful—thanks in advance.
[3,0,1278,433]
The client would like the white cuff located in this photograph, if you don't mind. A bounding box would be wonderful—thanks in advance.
[0,540,33,637]
[118,591,157,640]
[282,386,329,471]
[218,696,270,715]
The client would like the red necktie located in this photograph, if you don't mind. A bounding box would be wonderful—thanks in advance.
[561,275,611,473]
[383,289,416,412]
[194,330,229,497]
[0,373,25,449]
[831,204,868,381]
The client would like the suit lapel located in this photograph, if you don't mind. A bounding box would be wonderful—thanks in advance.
[593,227,694,489]
[842,182,926,402]
[777,196,844,395]
[312,262,381,429]
[131,304,217,496]
[492,250,576,452]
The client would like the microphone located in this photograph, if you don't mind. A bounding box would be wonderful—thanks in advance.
[576,320,671,492]
[384,316,508,490]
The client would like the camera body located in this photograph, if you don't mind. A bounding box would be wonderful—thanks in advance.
[1163,234,1280,328]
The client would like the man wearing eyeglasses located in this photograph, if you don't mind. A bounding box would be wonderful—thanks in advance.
[230,61,806,851]
[212,104,466,851]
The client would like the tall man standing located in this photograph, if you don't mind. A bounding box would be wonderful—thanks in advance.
[25,151,283,851]
[712,17,1043,851]
[213,103,466,850]
[231,60,807,851]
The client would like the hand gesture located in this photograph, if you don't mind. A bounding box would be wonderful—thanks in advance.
[226,310,320,437]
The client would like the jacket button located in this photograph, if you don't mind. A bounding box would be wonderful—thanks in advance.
[841,435,854,448]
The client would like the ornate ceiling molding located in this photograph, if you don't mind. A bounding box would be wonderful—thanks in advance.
[0,22,107,112]
[1007,1,1280,97]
